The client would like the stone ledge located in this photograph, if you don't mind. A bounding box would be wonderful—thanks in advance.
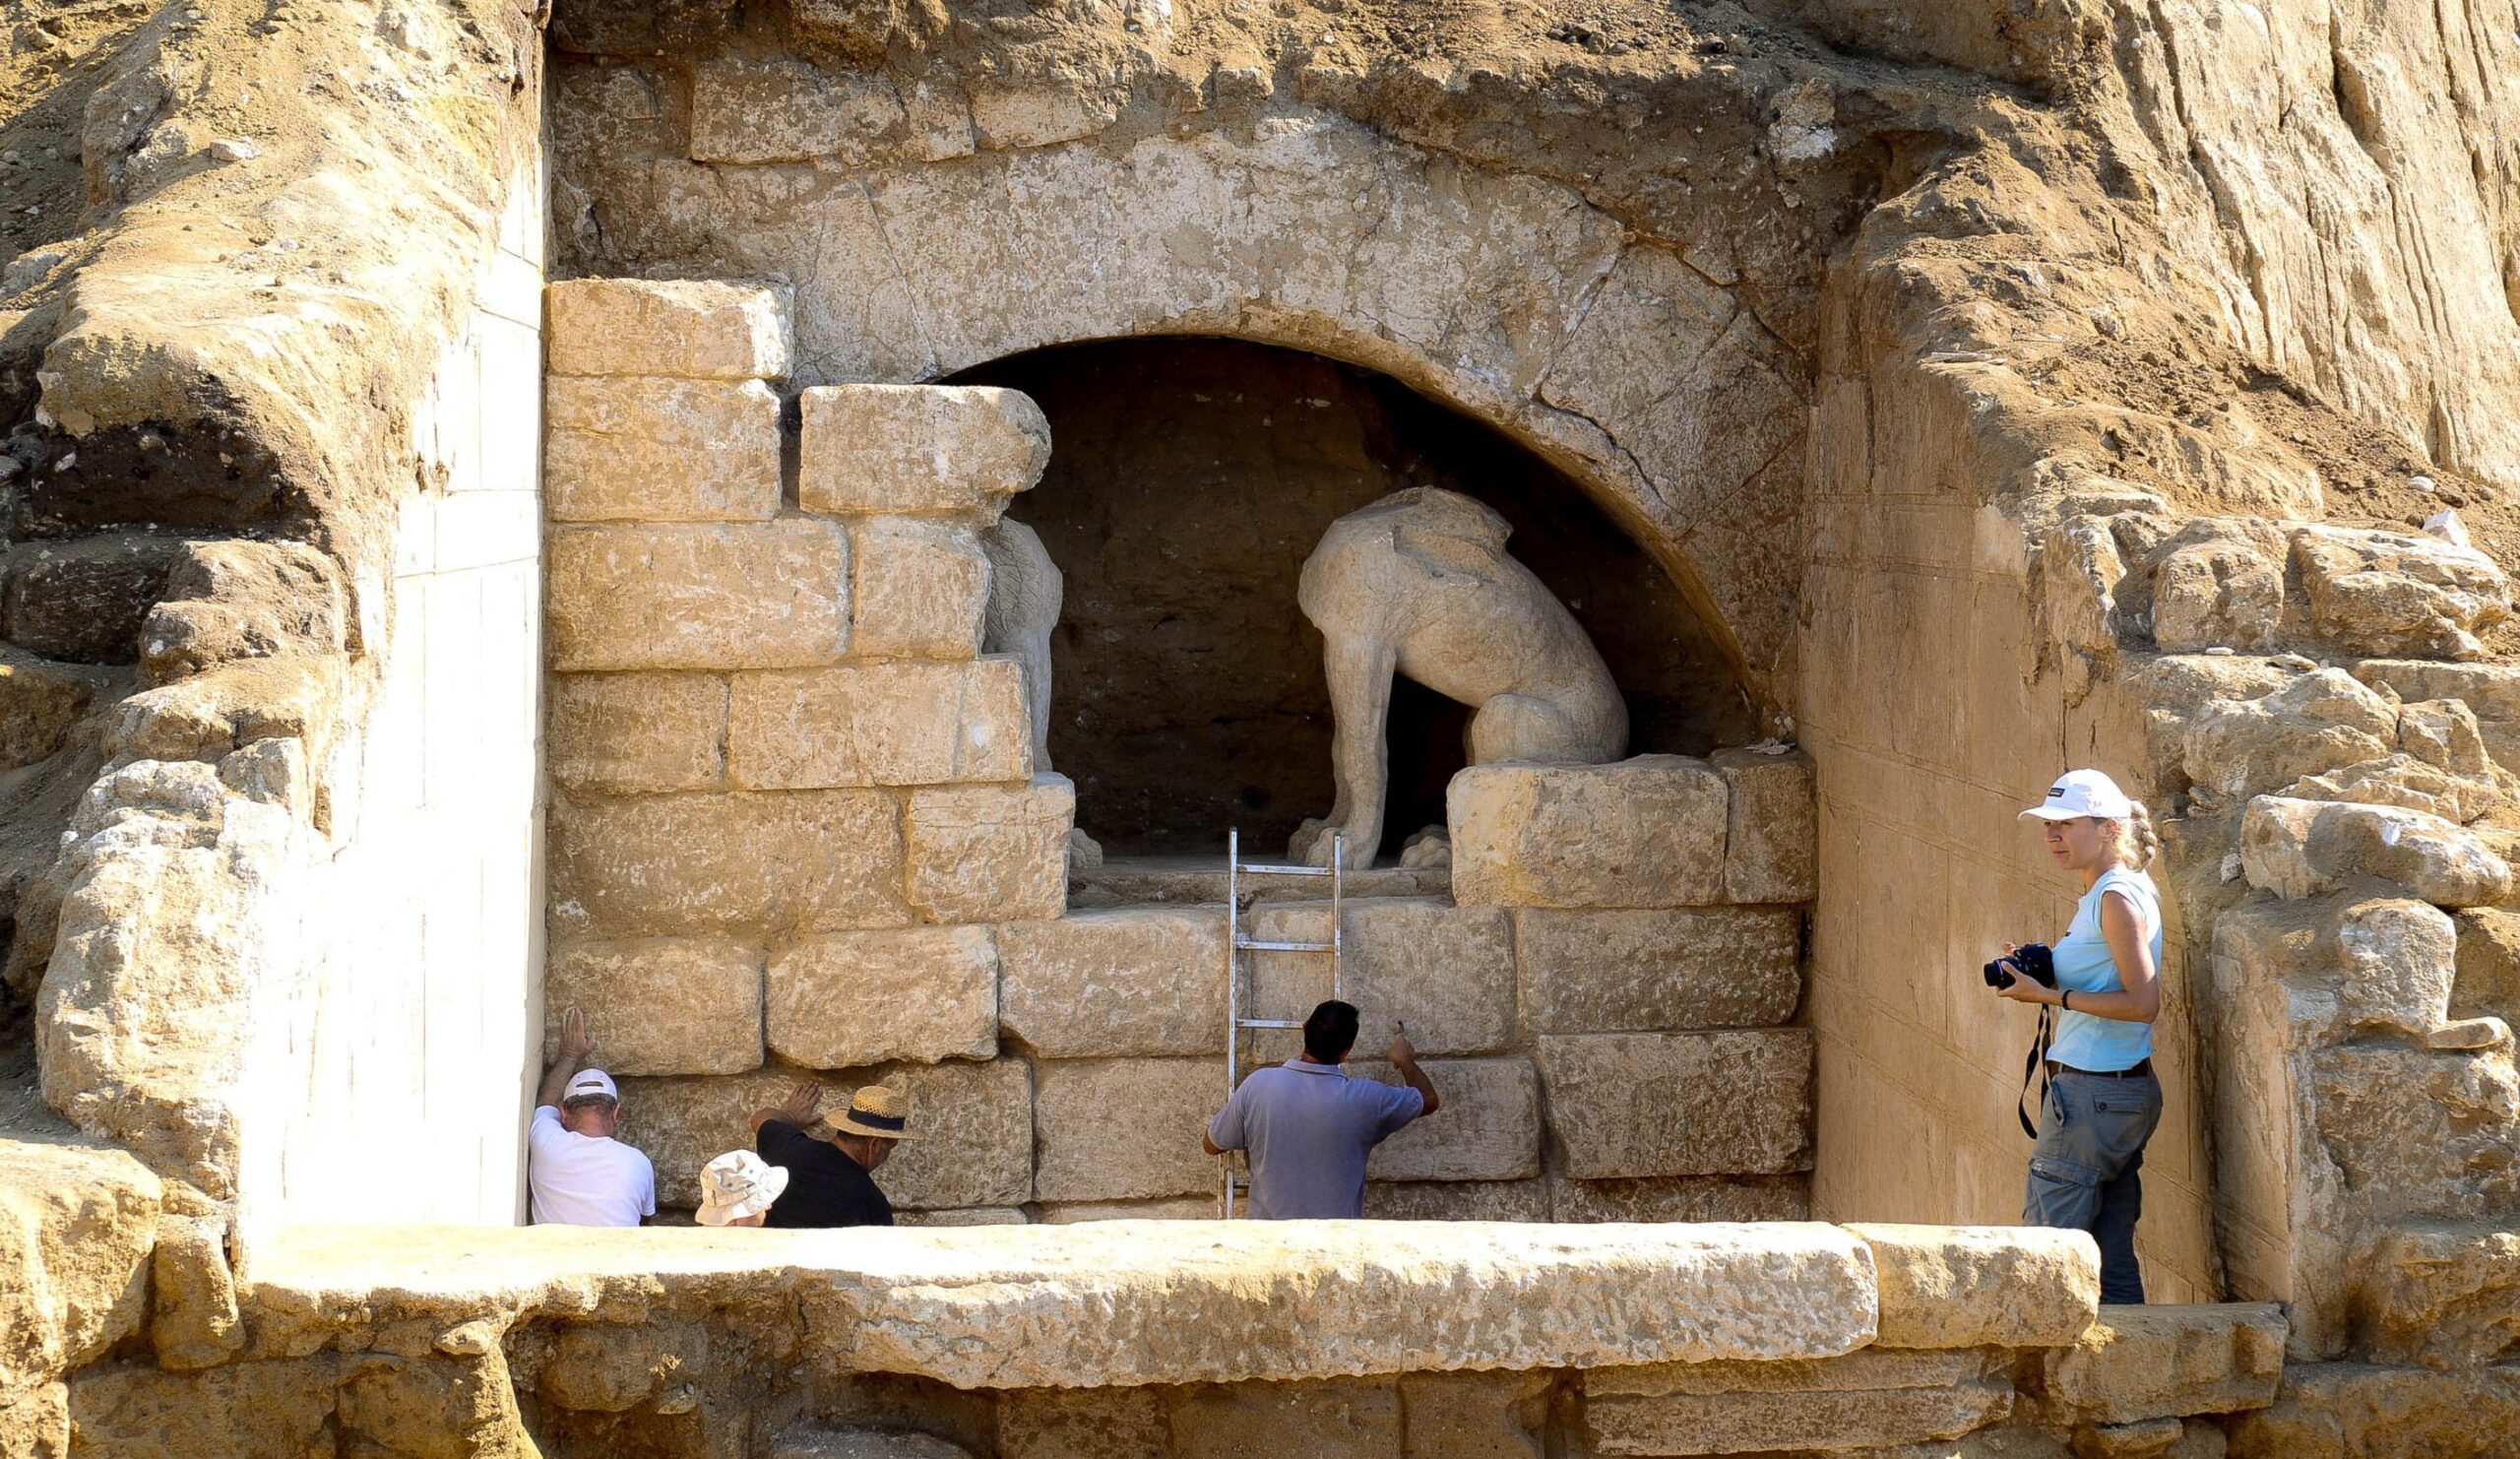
[240,1221,1879,1389]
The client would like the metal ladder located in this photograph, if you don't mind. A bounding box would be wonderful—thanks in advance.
[1218,827,1344,1218]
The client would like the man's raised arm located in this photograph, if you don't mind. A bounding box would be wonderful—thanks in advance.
[536,1006,596,1110]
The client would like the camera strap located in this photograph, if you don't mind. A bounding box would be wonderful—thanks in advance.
[2017,1004,2054,1138]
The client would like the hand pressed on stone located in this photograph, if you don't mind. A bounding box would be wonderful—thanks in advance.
[778,1080,823,1127]
[557,1006,598,1062]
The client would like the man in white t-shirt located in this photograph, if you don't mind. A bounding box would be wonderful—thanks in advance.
[528,1006,656,1227]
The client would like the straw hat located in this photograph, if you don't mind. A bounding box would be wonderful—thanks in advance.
[821,1083,917,1141]
[696,1150,788,1226]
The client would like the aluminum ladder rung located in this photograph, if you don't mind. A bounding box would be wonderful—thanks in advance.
[1233,1017,1303,1030]
[1233,938,1336,952]
[1233,861,1335,876]
[1224,826,1342,1220]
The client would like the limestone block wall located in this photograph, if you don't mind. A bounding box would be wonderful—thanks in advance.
[540,282,1820,1223]
[258,162,552,1227]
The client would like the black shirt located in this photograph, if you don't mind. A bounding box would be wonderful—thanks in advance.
[755,1120,895,1229]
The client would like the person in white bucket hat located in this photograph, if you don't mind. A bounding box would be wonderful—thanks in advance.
[527,1006,657,1227]
[1990,768,2166,1303]
[696,1150,789,1228]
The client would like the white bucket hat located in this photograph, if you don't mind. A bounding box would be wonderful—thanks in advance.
[2021,768,2136,822]
[696,1150,789,1227]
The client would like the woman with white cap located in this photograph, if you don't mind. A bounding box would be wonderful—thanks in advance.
[1996,767,2165,1304]
[695,1150,788,1228]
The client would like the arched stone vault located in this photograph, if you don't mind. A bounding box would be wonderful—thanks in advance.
[600,115,1814,709]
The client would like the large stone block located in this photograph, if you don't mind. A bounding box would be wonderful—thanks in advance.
[1844,1223,2100,1350]
[1246,898,1514,1056]
[546,790,909,938]
[548,521,849,671]
[767,926,997,1067]
[872,1057,1036,1210]
[2350,1224,2520,1368]
[544,377,782,522]
[1515,907,1801,1035]
[849,518,992,661]
[905,776,1072,923]
[545,279,790,379]
[0,648,95,769]
[0,1141,161,1405]
[2293,524,2510,660]
[799,386,1051,519]
[1584,1350,2012,1457]
[1034,1057,1224,1202]
[1363,1179,1550,1222]
[1169,1379,1400,1458]
[2180,668,2400,810]
[689,58,907,165]
[1538,1031,1813,1178]
[1547,1174,1810,1224]
[1399,1370,1550,1459]
[1710,747,1816,902]
[999,1387,1169,1459]
[611,1068,796,1208]
[1448,756,1728,909]
[997,906,1229,1058]
[2044,1304,2287,1425]
[545,671,725,793]
[1035,1197,1220,1223]
[1354,1057,1541,1183]
[727,660,1030,790]
[2241,794,2512,907]
[542,937,766,1076]
[0,533,180,665]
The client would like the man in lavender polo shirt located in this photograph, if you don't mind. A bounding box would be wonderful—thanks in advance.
[1203,1000,1442,1219]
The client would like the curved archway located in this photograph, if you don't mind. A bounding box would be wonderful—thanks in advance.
[951,336,1755,857]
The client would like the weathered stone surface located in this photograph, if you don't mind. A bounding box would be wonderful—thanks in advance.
[999,1386,1168,1459]
[690,58,908,166]
[2241,794,2512,906]
[2280,753,2498,825]
[1247,898,1514,1056]
[1547,1174,1810,1224]
[905,776,1072,923]
[868,1058,1036,1211]
[244,1221,1881,1387]
[1449,756,1729,909]
[2181,669,2400,809]
[0,648,94,769]
[547,790,909,937]
[767,926,997,1067]
[2227,1361,2520,1458]
[1514,907,1802,1034]
[2397,698,2497,779]
[1,534,180,664]
[546,671,726,793]
[2293,524,2510,660]
[1710,747,1816,902]
[2452,907,2520,1021]
[1399,1368,1551,1459]
[544,377,782,521]
[1353,1057,1541,1183]
[2045,1304,2288,1426]
[1170,1377,1401,1456]
[548,521,849,671]
[1845,1223,2100,1350]
[2307,1041,2520,1221]
[536,1323,705,1412]
[149,1214,242,1371]
[772,1428,976,1459]
[799,386,1051,519]
[138,538,347,685]
[0,1140,162,1408]
[543,937,766,1075]
[895,1208,1029,1228]
[2350,1224,2520,1368]
[545,279,791,379]
[1584,1349,2012,1456]
[1035,1197,1220,1223]
[997,906,1229,1059]
[2149,523,2286,653]
[1034,1057,1224,1202]
[1538,1031,1813,1178]
[851,519,991,660]
[728,660,1030,790]
[1363,1179,1550,1222]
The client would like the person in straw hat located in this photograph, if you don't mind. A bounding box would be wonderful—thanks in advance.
[695,1150,789,1228]
[746,1079,914,1228]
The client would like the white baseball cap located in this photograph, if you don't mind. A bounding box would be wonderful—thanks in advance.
[563,1068,619,1104]
[2021,769,2136,821]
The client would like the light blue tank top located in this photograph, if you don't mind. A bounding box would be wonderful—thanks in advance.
[2046,865,2161,1072]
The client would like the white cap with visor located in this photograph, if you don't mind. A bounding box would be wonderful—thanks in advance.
[2020,768,2136,822]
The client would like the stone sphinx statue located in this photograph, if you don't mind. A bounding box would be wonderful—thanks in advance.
[979,516,1061,772]
[1291,486,1627,868]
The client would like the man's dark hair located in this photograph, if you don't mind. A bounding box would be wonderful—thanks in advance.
[1302,1000,1361,1062]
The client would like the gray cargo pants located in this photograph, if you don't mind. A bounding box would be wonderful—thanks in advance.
[2024,1068,2163,1304]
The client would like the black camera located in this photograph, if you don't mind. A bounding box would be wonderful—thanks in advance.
[1984,942,2057,990]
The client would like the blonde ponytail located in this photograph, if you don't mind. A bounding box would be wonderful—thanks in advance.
[2108,801,2160,871]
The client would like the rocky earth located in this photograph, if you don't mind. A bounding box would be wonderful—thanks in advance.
[6,0,2520,1454]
